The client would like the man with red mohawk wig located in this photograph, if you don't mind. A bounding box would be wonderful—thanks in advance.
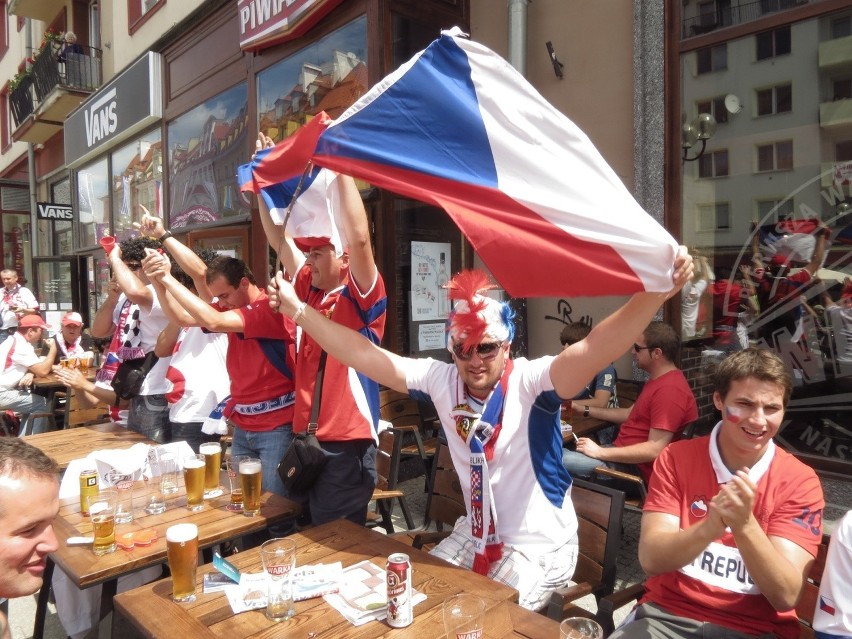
[269,250,693,610]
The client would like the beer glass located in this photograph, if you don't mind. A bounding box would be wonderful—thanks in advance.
[260,538,296,622]
[199,441,223,498]
[78,353,91,374]
[182,454,206,512]
[166,523,199,603]
[443,594,485,639]
[59,358,70,369]
[560,617,603,639]
[225,455,247,512]
[239,457,262,517]
[155,448,179,495]
[87,489,117,556]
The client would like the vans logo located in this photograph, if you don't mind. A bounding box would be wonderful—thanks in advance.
[85,88,118,147]
[36,203,73,220]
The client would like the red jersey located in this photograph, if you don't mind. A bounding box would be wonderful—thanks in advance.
[293,265,386,440]
[613,369,697,482]
[214,291,297,431]
[642,434,824,639]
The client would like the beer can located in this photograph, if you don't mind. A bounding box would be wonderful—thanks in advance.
[79,469,99,516]
[386,553,412,627]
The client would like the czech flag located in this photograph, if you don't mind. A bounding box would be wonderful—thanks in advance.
[239,28,678,298]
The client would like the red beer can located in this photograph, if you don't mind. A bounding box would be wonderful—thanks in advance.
[386,553,412,627]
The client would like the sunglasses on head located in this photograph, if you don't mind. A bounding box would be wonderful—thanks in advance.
[452,341,503,361]
[632,343,652,352]
[125,262,142,271]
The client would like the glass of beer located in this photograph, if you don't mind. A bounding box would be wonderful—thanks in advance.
[199,441,223,499]
[182,454,206,512]
[225,455,247,512]
[560,617,603,639]
[78,353,90,374]
[443,594,485,639]
[166,523,199,603]
[239,457,262,517]
[260,538,297,622]
[87,489,117,556]
[59,358,70,369]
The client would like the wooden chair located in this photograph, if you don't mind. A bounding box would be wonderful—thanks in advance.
[379,388,438,488]
[368,427,415,534]
[596,534,829,637]
[59,389,110,428]
[546,479,625,622]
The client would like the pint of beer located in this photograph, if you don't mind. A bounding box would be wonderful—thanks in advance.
[183,454,205,511]
[239,457,262,517]
[225,456,247,512]
[86,489,117,556]
[166,523,199,603]
[199,442,222,498]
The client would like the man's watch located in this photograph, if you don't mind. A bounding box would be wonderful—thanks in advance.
[158,230,173,242]
[583,405,590,418]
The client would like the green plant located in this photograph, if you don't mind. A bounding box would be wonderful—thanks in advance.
[9,69,30,92]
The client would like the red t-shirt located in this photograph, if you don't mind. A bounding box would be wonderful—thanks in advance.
[613,369,697,482]
[642,436,824,639]
[213,292,297,431]
[293,265,386,440]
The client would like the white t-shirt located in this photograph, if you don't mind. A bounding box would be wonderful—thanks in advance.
[0,285,39,329]
[0,333,41,390]
[165,327,230,423]
[681,278,707,338]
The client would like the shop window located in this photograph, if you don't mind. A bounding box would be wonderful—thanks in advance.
[111,130,162,242]
[756,26,791,61]
[696,44,727,74]
[756,198,794,223]
[696,97,728,124]
[698,149,729,178]
[697,202,730,231]
[77,157,109,249]
[831,16,851,39]
[838,140,852,162]
[167,82,249,230]
[834,79,852,101]
[756,83,792,116]
[756,140,793,172]
[128,0,164,34]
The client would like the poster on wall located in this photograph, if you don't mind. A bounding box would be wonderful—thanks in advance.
[410,241,451,322]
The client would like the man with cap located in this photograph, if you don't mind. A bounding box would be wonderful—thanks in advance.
[0,315,57,435]
[53,311,94,365]
[268,250,693,610]
[0,269,39,342]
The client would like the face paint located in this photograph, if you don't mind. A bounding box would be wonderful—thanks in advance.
[725,404,745,424]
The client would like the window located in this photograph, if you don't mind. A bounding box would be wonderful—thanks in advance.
[698,1,716,26]
[128,0,164,34]
[77,158,109,248]
[837,141,852,162]
[697,44,727,74]
[111,130,163,242]
[696,97,729,124]
[756,83,792,116]
[756,198,794,223]
[697,202,730,231]
[698,150,729,178]
[756,26,791,60]
[831,16,851,39]
[757,141,793,172]
[834,79,852,101]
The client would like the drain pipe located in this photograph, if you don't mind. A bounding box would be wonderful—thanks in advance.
[25,18,38,261]
[507,0,530,75]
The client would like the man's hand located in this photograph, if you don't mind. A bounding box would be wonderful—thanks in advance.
[711,469,757,533]
[141,248,171,282]
[667,246,694,300]
[254,131,275,160]
[267,271,301,316]
[55,367,87,390]
[133,205,166,239]
[575,437,604,459]
[17,372,34,388]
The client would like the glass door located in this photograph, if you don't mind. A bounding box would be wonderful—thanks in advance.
[32,257,81,336]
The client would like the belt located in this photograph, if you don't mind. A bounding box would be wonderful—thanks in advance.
[232,392,295,416]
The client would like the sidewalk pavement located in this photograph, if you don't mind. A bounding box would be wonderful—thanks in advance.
[8,474,851,638]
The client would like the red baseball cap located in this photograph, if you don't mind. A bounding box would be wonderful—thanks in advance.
[61,312,83,326]
[293,236,333,253]
[19,315,50,330]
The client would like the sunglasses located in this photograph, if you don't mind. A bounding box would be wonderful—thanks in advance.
[452,341,504,361]
[125,262,142,271]
[632,343,652,352]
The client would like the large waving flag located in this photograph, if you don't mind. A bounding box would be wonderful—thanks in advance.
[240,28,677,298]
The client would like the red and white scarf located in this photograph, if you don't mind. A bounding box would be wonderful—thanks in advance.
[56,335,85,359]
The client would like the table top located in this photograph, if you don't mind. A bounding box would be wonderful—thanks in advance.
[52,479,300,589]
[564,415,611,442]
[33,370,96,390]
[114,519,560,639]
[24,422,152,470]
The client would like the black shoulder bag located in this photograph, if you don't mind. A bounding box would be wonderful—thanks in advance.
[111,351,159,401]
[277,352,328,493]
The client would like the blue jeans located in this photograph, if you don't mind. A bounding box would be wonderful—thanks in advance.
[171,421,219,454]
[128,394,171,444]
[231,424,296,537]
[0,388,48,435]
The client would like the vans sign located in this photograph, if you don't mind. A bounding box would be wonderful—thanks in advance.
[37,202,74,221]
[238,0,344,51]
[65,52,163,168]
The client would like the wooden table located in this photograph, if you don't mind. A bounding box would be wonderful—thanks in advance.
[114,519,561,638]
[24,421,152,470]
[36,479,300,639]
[564,415,612,442]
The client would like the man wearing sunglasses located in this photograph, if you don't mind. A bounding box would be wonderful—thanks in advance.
[268,250,693,611]
[562,321,697,488]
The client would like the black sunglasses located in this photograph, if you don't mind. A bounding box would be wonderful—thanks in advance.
[125,262,143,271]
[452,341,503,361]
[632,343,652,352]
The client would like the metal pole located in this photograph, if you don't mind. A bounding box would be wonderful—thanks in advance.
[25,19,38,262]
[507,0,530,75]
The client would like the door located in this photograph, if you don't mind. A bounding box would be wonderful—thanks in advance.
[32,257,82,333]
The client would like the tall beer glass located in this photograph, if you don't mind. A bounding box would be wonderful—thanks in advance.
[225,455,247,512]
[239,457,262,517]
[183,454,205,511]
[199,442,223,498]
[87,489,117,556]
[166,523,199,603]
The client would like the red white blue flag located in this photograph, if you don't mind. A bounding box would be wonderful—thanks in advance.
[239,28,678,298]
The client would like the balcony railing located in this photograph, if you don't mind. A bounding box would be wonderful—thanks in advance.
[682,0,812,39]
[10,43,102,128]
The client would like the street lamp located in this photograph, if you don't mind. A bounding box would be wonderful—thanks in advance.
[682,113,717,162]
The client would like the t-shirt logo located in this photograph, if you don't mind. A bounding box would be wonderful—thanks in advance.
[690,497,708,518]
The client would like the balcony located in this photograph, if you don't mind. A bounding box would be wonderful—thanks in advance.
[8,0,64,22]
[819,34,852,71]
[11,44,102,144]
[820,98,852,131]
[682,0,814,39]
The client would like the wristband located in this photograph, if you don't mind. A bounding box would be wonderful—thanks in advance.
[158,230,173,242]
[292,302,307,324]
[583,406,590,418]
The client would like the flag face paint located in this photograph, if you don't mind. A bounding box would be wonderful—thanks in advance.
[725,404,745,424]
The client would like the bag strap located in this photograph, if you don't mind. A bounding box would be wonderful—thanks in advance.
[307,351,327,436]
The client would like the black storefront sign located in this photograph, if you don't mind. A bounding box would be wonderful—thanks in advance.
[36,202,74,221]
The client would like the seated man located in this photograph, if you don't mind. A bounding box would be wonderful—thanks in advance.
[562,321,697,484]
[611,348,824,639]
[0,315,57,435]
[52,311,94,365]
[0,438,60,639]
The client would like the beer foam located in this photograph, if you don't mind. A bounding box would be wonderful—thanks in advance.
[199,443,220,455]
[166,523,198,544]
[239,460,261,475]
[183,458,205,469]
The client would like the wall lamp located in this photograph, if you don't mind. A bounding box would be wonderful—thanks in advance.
[682,113,717,162]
